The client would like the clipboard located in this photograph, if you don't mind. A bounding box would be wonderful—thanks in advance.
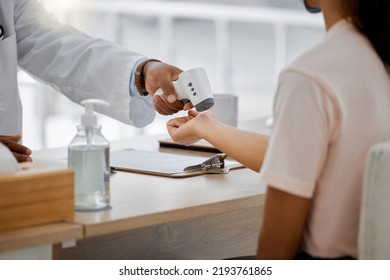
[159,138,222,153]
[110,149,244,178]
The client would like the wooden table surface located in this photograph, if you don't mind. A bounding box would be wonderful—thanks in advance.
[33,132,267,259]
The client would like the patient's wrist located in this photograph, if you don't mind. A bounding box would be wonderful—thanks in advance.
[196,115,217,140]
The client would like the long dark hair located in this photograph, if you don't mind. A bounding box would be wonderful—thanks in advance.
[342,0,390,66]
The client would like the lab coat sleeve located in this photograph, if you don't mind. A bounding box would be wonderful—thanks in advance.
[13,0,156,127]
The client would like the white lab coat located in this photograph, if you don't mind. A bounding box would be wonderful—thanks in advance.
[0,0,156,136]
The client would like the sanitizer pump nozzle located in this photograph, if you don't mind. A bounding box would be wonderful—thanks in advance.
[68,99,111,211]
[81,99,109,127]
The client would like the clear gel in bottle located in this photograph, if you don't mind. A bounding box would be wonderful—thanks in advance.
[68,99,110,211]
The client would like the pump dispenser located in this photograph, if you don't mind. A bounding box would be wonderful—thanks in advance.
[68,99,110,211]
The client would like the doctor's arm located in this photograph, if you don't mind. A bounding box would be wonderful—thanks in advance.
[14,0,184,127]
[167,111,268,172]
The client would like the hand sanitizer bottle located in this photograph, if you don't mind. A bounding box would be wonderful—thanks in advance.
[68,99,110,211]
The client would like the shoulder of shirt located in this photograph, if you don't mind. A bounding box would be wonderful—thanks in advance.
[281,20,373,79]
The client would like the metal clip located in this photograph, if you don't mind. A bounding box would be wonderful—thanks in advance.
[183,153,229,174]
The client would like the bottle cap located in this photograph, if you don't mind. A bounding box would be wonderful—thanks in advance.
[80,99,109,127]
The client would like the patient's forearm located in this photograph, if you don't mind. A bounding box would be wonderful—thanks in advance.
[197,118,268,172]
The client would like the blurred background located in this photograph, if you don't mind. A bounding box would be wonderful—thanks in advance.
[20,0,324,150]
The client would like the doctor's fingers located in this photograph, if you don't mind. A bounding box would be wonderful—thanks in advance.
[144,62,181,103]
[0,134,22,142]
[157,92,193,112]
[157,77,178,104]
[0,138,32,156]
[154,103,181,115]
[183,102,194,111]
[12,152,33,163]
[153,95,184,115]
[153,97,176,115]
[152,65,181,103]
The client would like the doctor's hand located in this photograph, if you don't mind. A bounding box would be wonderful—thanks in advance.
[142,61,193,115]
[0,135,32,162]
[167,110,215,146]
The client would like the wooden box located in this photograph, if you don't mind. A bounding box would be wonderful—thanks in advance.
[0,166,74,231]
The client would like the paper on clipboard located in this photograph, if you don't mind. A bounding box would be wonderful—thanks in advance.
[110,149,244,178]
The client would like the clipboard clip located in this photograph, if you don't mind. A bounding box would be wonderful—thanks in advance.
[183,153,229,174]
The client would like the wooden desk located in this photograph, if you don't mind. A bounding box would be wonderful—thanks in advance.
[35,134,266,259]
[0,222,82,259]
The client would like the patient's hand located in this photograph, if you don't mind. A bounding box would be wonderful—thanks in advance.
[167,110,199,145]
[167,110,215,146]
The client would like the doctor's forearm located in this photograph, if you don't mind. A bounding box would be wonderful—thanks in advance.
[196,119,268,172]
[14,0,156,126]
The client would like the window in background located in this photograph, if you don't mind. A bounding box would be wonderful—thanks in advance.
[20,0,324,150]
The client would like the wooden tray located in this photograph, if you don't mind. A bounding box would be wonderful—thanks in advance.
[0,165,74,231]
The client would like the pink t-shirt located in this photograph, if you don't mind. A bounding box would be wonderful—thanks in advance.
[260,20,390,258]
